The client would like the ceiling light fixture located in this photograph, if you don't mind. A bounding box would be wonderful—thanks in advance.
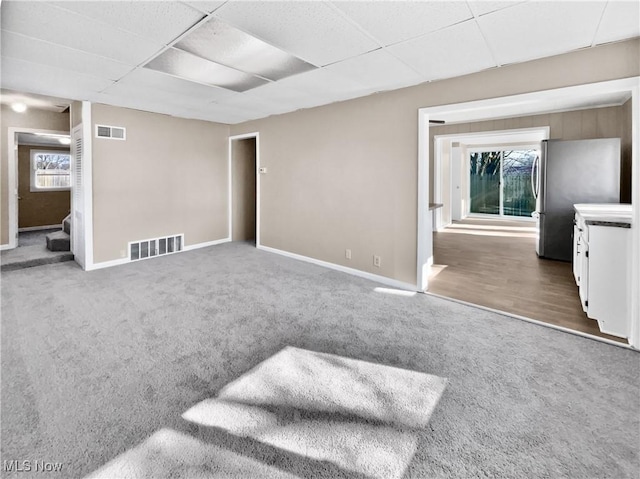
[145,48,268,92]
[33,132,69,138]
[11,102,27,113]
[175,18,316,81]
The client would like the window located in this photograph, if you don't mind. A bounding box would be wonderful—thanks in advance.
[469,149,538,218]
[30,150,71,192]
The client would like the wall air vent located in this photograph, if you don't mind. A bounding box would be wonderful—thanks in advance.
[129,234,183,262]
[95,124,126,140]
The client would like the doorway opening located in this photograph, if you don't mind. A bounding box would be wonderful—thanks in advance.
[433,128,548,231]
[418,77,640,348]
[229,133,259,246]
[1,129,74,271]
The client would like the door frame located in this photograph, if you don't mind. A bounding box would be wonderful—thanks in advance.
[418,76,640,349]
[433,128,549,230]
[228,132,260,247]
[5,126,71,250]
[466,145,541,220]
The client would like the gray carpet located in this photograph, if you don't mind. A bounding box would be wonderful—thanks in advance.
[1,229,73,271]
[18,229,58,247]
[1,242,639,478]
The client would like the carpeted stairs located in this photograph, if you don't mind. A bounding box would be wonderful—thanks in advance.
[46,216,71,252]
[1,217,74,271]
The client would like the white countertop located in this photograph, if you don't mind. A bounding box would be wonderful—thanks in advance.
[574,203,632,224]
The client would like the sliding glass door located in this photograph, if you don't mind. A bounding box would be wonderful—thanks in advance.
[469,151,501,215]
[469,149,538,218]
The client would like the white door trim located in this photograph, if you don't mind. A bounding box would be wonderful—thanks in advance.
[79,101,95,270]
[629,83,640,349]
[6,127,70,250]
[418,76,639,349]
[228,132,260,247]
[416,113,430,292]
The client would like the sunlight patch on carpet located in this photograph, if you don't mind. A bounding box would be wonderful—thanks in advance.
[183,347,447,479]
[84,428,298,479]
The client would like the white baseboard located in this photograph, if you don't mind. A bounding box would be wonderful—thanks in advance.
[258,245,418,291]
[86,257,129,271]
[87,237,231,271]
[183,237,231,251]
[18,224,60,232]
[0,243,13,251]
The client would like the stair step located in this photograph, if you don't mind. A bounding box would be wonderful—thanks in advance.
[1,251,73,271]
[46,231,71,252]
[63,217,71,235]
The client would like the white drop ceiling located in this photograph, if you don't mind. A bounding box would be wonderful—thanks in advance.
[1,1,638,125]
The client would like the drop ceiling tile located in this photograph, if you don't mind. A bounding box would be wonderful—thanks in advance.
[387,20,496,81]
[274,67,372,98]
[1,1,164,65]
[593,1,640,45]
[214,1,379,66]
[189,102,264,123]
[1,30,133,81]
[50,1,205,45]
[88,92,183,117]
[241,80,338,112]
[145,48,268,92]
[467,1,527,17]
[332,1,473,46]
[99,81,214,110]
[1,56,114,100]
[214,94,293,115]
[477,1,607,65]
[323,49,424,92]
[175,17,316,81]
[241,81,312,104]
[181,1,227,15]
[116,68,238,103]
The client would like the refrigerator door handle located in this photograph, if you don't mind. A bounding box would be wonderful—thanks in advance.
[531,155,538,199]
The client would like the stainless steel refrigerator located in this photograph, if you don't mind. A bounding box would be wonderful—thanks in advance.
[532,138,621,261]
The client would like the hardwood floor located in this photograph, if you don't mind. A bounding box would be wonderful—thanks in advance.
[428,217,626,343]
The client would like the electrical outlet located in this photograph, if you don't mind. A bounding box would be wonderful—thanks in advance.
[373,255,381,267]
[345,249,352,260]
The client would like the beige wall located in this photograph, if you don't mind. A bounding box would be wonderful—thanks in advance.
[1,105,70,245]
[232,138,256,242]
[71,101,82,129]
[230,39,639,286]
[18,145,70,228]
[91,103,230,263]
[431,104,632,206]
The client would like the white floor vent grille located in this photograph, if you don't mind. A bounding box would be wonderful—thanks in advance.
[129,234,183,261]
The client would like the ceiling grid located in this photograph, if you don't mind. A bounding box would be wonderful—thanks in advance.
[1,0,638,123]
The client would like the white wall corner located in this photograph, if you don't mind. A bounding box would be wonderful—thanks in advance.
[81,101,94,271]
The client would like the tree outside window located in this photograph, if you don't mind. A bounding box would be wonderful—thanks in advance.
[31,150,71,192]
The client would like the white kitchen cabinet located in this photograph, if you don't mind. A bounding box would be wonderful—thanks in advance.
[573,204,632,338]
[585,225,630,336]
